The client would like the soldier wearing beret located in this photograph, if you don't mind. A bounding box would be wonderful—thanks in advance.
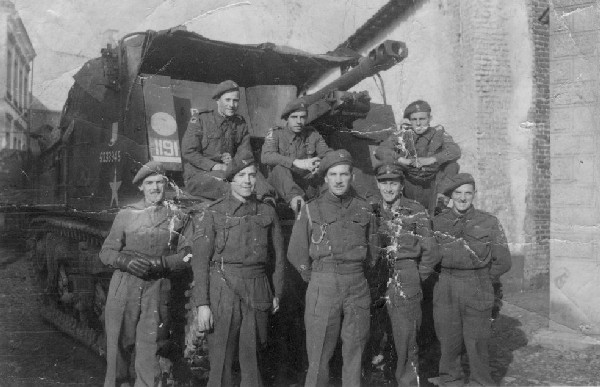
[181,80,274,201]
[191,155,285,387]
[261,98,332,212]
[372,164,436,386]
[375,100,461,216]
[100,161,190,386]
[432,173,511,386]
[287,149,377,387]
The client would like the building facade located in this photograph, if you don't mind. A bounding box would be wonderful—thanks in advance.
[0,0,35,152]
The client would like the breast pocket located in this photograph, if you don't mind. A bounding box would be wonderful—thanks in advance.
[251,215,272,249]
[214,217,240,253]
[464,228,491,262]
[202,128,222,153]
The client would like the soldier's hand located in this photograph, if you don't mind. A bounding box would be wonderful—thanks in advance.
[197,305,213,331]
[417,156,437,167]
[115,253,152,278]
[272,297,280,314]
[397,157,412,166]
[141,254,165,275]
[306,157,320,172]
[221,152,232,165]
[292,158,312,171]
[211,163,228,172]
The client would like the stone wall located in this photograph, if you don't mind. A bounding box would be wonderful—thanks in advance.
[550,0,600,335]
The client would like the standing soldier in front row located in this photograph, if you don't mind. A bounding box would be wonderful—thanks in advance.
[191,155,285,387]
[374,164,437,387]
[432,173,511,386]
[261,98,332,212]
[100,161,190,387]
[288,149,376,387]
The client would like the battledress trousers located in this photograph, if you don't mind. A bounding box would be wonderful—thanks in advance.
[432,206,511,386]
[100,200,184,387]
[191,194,285,387]
[288,190,376,387]
[377,197,436,386]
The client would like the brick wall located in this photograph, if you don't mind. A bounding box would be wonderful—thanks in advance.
[525,0,551,288]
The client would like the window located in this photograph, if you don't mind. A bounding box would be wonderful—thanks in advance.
[18,66,23,109]
[24,69,29,109]
[12,137,17,149]
[5,114,12,149]
[6,48,12,100]
[12,56,18,106]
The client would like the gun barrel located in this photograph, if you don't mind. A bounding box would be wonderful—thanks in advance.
[304,40,407,105]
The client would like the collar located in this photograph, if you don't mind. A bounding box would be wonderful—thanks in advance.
[284,125,305,141]
[323,190,353,208]
[223,192,257,214]
[213,110,239,126]
[415,126,434,139]
[449,205,475,220]
[130,199,164,210]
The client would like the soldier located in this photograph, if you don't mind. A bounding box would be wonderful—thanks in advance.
[432,173,512,386]
[287,149,376,387]
[261,98,332,211]
[181,79,273,201]
[191,155,285,387]
[100,161,190,387]
[375,100,461,216]
[374,164,436,387]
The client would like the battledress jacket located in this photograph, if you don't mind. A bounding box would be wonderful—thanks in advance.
[99,200,185,266]
[287,190,377,280]
[181,110,251,180]
[261,125,331,168]
[191,194,285,308]
[376,196,437,282]
[375,125,461,184]
[432,206,511,279]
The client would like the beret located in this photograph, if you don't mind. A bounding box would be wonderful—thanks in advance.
[132,161,166,185]
[318,149,353,176]
[212,80,239,100]
[403,100,431,119]
[224,153,256,181]
[281,98,309,120]
[441,173,476,196]
[375,164,404,180]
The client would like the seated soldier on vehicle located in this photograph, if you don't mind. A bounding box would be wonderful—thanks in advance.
[375,100,461,216]
[261,98,332,212]
[181,79,274,201]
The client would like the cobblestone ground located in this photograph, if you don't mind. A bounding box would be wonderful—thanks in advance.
[0,237,104,386]
[0,235,598,386]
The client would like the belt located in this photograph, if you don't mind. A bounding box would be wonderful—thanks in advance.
[311,260,364,275]
[441,266,489,277]
[209,261,266,278]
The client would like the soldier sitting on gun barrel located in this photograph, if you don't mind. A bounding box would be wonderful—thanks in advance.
[261,97,332,213]
[375,100,461,216]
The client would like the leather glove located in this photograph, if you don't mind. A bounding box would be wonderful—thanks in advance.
[114,253,152,278]
[141,253,166,276]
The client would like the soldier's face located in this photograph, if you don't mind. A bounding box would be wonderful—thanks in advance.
[139,174,166,204]
[409,112,431,134]
[287,111,307,133]
[217,91,240,117]
[231,165,257,199]
[377,178,403,204]
[451,184,475,214]
[324,164,353,196]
